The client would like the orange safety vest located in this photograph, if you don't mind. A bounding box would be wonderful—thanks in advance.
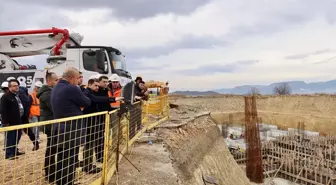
[29,91,40,117]
[108,88,121,108]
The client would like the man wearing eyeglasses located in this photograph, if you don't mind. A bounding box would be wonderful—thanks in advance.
[0,79,26,160]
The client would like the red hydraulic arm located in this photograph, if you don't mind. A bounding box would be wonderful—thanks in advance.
[0,27,69,55]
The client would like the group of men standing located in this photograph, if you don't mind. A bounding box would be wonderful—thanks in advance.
[0,67,124,185]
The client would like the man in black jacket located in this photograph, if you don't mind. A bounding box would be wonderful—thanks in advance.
[51,67,91,185]
[36,71,58,183]
[82,79,122,173]
[95,75,110,162]
[0,79,25,159]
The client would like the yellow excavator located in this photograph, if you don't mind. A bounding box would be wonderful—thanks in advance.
[144,80,169,96]
[141,80,169,123]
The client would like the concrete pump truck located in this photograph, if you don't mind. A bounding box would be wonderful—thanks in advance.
[0,27,132,92]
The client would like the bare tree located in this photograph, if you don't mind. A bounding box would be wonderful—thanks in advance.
[273,83,291,95]
[248,87,261,96]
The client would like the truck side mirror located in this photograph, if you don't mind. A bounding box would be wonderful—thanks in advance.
[96,49,106,72]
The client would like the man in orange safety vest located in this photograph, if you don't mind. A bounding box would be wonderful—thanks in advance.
[108,74,122,110]
[29,81,42,141]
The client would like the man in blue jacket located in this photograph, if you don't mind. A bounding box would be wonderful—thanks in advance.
[51,67,91,185]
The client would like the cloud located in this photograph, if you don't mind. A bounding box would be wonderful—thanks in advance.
[285,49,335,60]
[0,2,72,31]
[126,35,229,59]
[2,0,336,90]
[314,56,336,64]
[177,59,258,76]
[236,60,259,65]
[285,54,311,60]
[9,0,211,20]
[179,64,236,76]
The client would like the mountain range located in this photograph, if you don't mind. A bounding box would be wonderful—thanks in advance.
[171,80,336,95]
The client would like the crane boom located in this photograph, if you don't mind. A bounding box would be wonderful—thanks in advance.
[0,27,83,57]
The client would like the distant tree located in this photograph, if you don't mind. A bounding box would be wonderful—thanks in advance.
[248,87,261,96]
[273,83,291,95]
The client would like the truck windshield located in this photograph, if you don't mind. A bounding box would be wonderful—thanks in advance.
[109,51,127,72]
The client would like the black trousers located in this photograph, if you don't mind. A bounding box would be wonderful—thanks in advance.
[5,129,22,158]
[22,127,36,142]
[95,121,104,162]
[83,120,99,169]
[89,115,104,163]
[55,145,79,185]
[44,131,56,181]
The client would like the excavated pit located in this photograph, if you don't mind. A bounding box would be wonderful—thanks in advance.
[209,111,336,184]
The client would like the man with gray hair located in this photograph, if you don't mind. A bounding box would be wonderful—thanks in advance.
[51,67,91,185]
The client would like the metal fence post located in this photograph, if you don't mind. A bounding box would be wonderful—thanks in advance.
[167,96,170,118]
[102,112,110,185]
[126,111,130,154]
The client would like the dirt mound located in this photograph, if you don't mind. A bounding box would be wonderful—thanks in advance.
[157,115,250,185]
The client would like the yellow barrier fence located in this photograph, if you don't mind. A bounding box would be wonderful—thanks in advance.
[0,95,170,185]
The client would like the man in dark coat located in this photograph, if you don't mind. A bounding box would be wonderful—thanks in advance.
[0,79,26,159]
[82,79,121,173]
[36,71,59,183]
[95,75,110,162]
[51,67,91,185]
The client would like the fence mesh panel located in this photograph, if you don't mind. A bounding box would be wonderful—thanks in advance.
[0,95,169,185]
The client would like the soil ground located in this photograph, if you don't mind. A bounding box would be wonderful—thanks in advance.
[108,142,180,185]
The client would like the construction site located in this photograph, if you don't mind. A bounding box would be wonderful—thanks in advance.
[220,96,336,185]
[150,94,336,185]
[93,94,336,185]
[1,92,336,185]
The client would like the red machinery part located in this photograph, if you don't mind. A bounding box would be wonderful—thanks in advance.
[0,27,69,55]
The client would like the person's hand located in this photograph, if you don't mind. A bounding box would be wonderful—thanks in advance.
[134,96,142,100]
[116,97,124,101]
[144,91,149,96]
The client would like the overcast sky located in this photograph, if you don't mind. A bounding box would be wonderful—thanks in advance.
[1,0,336,91]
